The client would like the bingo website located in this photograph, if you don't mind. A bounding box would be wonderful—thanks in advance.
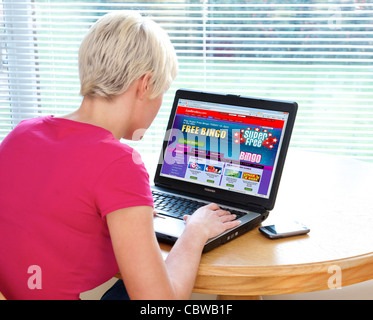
[160,98,289,199]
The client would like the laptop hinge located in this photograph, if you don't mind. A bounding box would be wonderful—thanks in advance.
[243,203,267,214]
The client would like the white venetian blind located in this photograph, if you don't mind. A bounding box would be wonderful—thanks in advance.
[1,0,373,161]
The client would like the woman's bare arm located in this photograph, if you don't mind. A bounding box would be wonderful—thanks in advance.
[106,203,239,299]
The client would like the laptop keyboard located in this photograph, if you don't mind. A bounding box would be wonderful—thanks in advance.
[152,190,246,220]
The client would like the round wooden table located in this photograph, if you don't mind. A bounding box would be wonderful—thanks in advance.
[158,149,373,299]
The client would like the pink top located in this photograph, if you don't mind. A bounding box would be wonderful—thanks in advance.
[0,116,154,299]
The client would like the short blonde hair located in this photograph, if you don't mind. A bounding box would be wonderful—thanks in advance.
[79,11,178,99]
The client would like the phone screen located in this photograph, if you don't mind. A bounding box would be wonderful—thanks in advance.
[259,221,310,238]
[265,222,307,234]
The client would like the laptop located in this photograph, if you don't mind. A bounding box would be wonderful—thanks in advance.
[152,89,297,252]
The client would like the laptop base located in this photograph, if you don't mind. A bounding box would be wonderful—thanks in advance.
[155,211,268,253]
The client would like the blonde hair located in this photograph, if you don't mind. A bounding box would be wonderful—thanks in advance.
[79,11,178,99]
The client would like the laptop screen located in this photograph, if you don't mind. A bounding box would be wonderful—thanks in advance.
[159,97,290,199]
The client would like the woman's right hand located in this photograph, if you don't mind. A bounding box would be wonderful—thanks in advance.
[183,203,241,241]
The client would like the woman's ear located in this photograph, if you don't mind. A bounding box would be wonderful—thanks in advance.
[137,73,153,100]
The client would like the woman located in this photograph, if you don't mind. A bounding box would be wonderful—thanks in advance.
[0,11,239,300]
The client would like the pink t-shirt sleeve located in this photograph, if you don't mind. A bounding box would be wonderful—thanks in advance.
[94,149,154,218]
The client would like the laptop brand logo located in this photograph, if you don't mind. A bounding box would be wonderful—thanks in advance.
[204,188,216,193]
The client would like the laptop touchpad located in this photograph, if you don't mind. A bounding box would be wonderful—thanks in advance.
[153,215,185,238]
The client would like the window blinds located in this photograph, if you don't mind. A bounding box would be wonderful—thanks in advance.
[1,0,373,161]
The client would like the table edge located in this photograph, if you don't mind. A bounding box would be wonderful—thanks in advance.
[194,252,373,296]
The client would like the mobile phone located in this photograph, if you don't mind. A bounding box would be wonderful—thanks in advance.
[259,221,310,239]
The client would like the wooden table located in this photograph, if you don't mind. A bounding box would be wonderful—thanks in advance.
[156,149,373,299]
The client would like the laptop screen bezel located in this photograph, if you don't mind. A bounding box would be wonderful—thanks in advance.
[154,89,298,211]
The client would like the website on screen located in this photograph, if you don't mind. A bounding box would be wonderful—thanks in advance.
[160,99,289,199]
